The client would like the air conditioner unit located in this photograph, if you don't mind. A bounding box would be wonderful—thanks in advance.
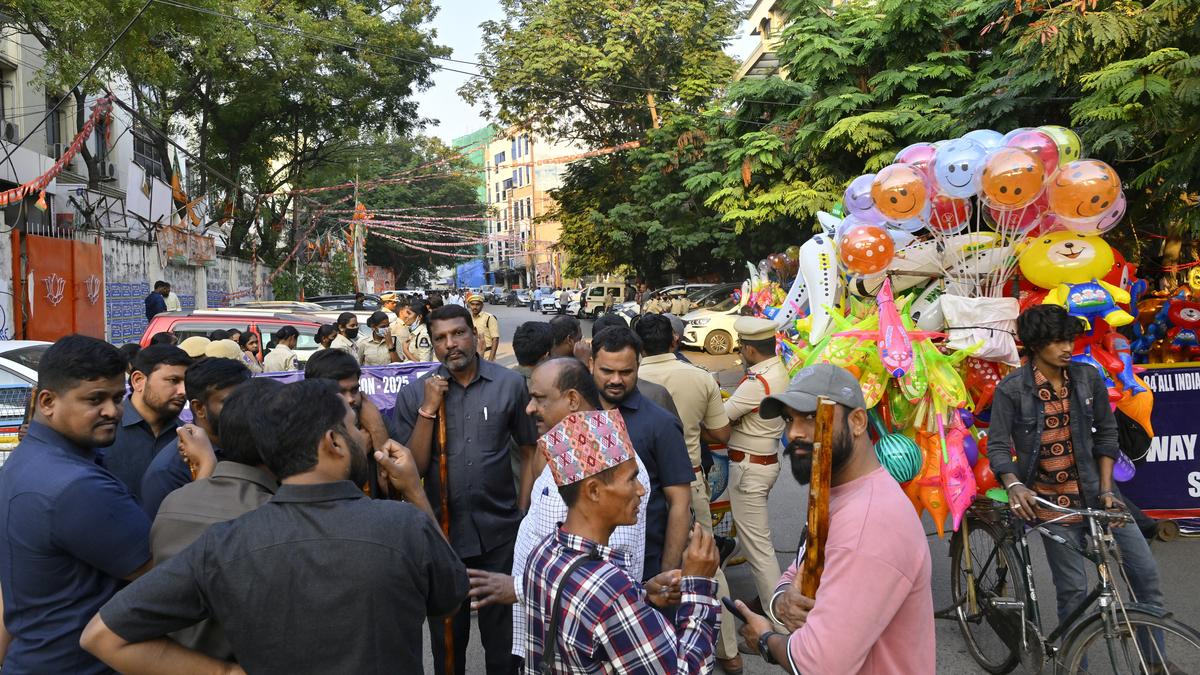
[3,122,18,143]
[100,162,117,181]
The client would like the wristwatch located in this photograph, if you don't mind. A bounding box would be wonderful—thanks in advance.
[758,631,781,665]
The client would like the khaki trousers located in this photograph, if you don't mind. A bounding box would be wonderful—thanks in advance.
[692,474,738,659]
[728,458,783,606]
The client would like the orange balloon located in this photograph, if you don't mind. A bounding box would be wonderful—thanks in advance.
[980,147,1044,209]
[871,164,929,221]
[1047,159,1121,219]
[838,224,895,275]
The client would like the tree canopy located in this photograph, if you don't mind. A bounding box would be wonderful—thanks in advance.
[460,0,740,147]
[2,0,446,259]
[547,0,1200,282]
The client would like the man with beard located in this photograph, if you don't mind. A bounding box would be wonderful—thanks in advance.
[82,379,468,673]
[459,358,662,669]
[0,336,152,673]
[590,326,694,582]
[732,364,934,674]
[392,304,538,675]
[139,357,252,518]
[105,344,192,498]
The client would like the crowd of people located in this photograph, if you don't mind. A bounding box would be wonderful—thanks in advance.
[0,289,1184,674]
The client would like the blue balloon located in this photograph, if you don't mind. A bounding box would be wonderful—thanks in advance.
[932,139,987,198]
[962,129,1005,150]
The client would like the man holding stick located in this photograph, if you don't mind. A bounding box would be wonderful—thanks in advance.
[733,364,935,674]
[392,304,538,675]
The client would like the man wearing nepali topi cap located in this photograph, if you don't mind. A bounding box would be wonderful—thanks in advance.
[469,293,500,361]
[521,408,722,674]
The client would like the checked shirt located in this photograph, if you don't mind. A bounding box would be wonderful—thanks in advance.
[522,529,720,674]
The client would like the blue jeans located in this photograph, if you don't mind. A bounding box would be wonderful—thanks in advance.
[1042,520,1167,659]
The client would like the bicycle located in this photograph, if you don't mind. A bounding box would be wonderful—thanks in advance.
[944,494,1200,674]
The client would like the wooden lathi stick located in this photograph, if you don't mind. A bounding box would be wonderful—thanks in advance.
[799,398,836,598]
[437,402,455,675]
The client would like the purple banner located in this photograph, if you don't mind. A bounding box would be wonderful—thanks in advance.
[1118,365,1200,517]
[256,362,438,419]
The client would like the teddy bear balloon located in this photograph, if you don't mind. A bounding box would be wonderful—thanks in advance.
[1018,231,1135,330]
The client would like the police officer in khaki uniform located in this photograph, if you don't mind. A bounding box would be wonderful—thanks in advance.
[468,293,500,360]
[725,316,791,610]
[635,314,743,673]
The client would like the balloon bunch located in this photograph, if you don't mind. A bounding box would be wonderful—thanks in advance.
[751,123,1176,537]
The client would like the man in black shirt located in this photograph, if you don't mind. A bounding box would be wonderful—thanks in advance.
[392,304,538,675]
[81,379,467,674]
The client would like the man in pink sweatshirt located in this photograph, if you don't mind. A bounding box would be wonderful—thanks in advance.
[733,364,935,674]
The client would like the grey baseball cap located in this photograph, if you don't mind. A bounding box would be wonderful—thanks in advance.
[761,363,867,418]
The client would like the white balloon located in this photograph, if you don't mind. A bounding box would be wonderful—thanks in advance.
[910,283,946,331]
[800,232,840,342]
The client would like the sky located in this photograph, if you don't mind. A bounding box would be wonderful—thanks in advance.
[414,1,759,144]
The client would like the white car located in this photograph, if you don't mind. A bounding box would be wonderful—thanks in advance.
[0,340,50,461]
[681,293,745,355]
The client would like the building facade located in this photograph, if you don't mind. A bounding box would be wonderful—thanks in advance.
[456,126,585,289]
[734,0,789,80]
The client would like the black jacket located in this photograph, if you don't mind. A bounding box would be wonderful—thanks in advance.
[986,361,1121,506]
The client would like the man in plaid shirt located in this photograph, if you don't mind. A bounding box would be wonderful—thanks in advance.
[522,408,721,673]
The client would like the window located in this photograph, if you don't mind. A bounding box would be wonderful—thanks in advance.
[511,138,518,159]
[93,116,109,165]
[132,127,164,180]
[45,93,62,152]
[526,197,533,218]
[494,151,506,166]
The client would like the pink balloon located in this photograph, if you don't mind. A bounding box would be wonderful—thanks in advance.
[1006,129,1060,175]
[895,143,937,174]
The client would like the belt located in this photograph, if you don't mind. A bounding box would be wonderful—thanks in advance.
[727,449,779,466]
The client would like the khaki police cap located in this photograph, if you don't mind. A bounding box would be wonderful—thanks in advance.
[733,316,778,341]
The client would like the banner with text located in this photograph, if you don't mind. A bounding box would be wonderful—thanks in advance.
[258,362,438,419]
[1120,365,1200,516]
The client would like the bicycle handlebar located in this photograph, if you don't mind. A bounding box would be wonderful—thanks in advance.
[1028,495,1135,524]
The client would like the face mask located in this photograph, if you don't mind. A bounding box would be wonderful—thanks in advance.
[345,327,359,340]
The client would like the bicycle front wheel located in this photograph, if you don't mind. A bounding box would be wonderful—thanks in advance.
[950,517,1027,674]
[1063,607,1200,674]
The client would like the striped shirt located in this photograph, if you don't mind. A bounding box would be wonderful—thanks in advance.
[1032,369,1082,524]
[522,529,719,674]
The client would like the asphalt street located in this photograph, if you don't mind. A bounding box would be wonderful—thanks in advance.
[422,303,1200,674]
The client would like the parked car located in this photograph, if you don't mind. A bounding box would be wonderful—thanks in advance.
[307,294,383,311]
[0,341,50,463]
[487,287,508,305]
[229,301,326,313]
[576,283,636,319]
[513,289,532,307]
[142,311,326,365]
[539,290,568,314]
[681,284,745,355]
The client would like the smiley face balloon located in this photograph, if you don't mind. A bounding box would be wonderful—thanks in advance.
[1047,159,1121,220]
[871,164,929,222]
[843,173,877,216]
[932,139,987,198]
[980,147,1045,210]
[1039,125,1082,164]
